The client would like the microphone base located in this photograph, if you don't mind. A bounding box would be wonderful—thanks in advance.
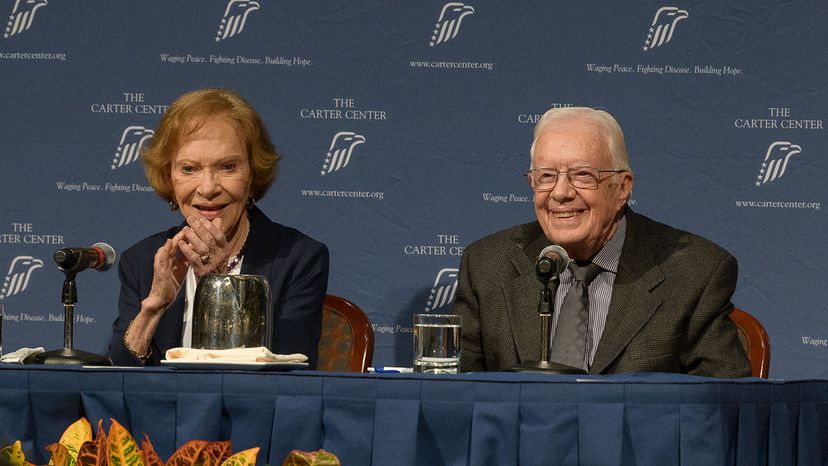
[506,360,588,374]
[23,348,113,366]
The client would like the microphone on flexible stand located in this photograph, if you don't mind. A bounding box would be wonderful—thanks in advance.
[24,243,116,366]
[507,245,588,374]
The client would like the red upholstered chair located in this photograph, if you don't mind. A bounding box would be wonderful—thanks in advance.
[317,294,374,372]
[730,307,770,378]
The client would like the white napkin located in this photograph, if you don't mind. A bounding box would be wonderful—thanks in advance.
[1,347,45,363]
[164,346,307,363]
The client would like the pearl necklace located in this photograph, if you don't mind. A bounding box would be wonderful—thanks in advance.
[226,247,244,274]
[226,214,249,274]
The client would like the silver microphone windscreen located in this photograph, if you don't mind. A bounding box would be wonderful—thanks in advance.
[92,242,117,271]
[537,244,570,278]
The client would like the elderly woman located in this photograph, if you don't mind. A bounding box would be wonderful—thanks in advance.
[107,88,329,367]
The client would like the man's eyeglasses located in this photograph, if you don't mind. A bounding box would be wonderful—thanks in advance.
[526,167,628,191]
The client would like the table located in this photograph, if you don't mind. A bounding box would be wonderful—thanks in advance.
[1,366,826,465]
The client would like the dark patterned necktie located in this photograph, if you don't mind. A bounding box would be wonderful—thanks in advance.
[550,261,603,369]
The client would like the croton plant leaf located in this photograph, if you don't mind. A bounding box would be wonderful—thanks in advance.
[281,449,340,466]
[51,418,93,466]
[1,417,307,466]
[193,441,232,466]
[165,440,209,466]
[140,434,164,466]
[45,443,71,466]
[0,440,33,466]
[107,419,144,466]
[77,419,107,466]
[220,447,259,466]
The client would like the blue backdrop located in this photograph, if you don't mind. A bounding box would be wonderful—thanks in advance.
[1,1,825,379]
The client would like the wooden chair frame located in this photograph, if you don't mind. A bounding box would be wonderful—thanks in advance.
[730,307,770,378]
[318,294,375,372]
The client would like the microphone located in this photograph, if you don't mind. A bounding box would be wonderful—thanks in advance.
[504,243,586,373]
[24,243,118,367]
[54,242,117,273]
[536,244,569,281]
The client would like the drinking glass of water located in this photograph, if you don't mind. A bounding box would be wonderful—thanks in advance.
[413,313,462,374]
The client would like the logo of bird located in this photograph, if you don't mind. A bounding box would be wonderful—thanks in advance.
[425,268,459,312]
[112,126,154,170]
[756,141,802,187]
[643,7,688,51]
[216,0,260,42]
[321,132,366,175]
[4,0,48,39]
[1,256,43,299]
[430,2,475,46]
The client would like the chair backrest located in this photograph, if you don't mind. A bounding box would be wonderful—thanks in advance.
[317,294,374,372]
[730,307,770,378]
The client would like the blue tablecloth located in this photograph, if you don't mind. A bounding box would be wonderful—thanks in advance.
[1,366,826,465]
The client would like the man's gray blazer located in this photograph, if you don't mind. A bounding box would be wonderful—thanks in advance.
[454,209,751,377]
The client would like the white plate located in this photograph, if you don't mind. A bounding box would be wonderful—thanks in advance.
[160,359,308,371]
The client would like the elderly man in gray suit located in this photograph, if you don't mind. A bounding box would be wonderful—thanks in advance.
[454,107,751,377]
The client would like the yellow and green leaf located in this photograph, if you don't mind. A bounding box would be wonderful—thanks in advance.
[219,447,258,466]
[281,449,340,466]
[50,418,93,466]
[107,419,144,466]
[0,440,31,466]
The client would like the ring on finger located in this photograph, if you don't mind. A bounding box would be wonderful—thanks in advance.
[199,253,212,265]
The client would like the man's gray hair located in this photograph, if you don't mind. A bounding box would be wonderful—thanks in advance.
[530,107,630,171]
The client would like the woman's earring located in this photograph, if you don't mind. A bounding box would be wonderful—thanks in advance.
[246,197,255,209]
[169,200,179,211]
